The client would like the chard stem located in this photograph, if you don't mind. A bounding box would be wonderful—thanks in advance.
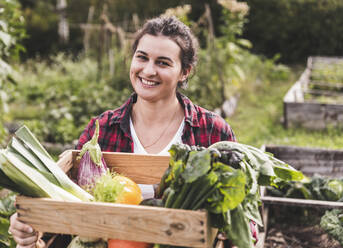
[180,176,210,209]
[164,189,176,208]
[171,183,192,209]
[191,182,219,210]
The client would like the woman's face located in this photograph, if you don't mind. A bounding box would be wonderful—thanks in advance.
[130,34,188,103]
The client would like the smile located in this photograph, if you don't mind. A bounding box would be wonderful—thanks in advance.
[140,77,160,86]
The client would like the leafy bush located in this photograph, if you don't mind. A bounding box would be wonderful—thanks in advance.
[0,191,16,248]
[0,0,26,145]
[243,0,343,63]
[10,53,131,144]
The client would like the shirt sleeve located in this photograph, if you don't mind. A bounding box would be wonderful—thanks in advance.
[209,114,237,145]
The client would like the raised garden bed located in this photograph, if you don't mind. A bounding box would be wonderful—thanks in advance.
[259,145,343,248]
[283,56,343,129]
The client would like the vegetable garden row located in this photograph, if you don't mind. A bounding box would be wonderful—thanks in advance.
[260,56,343,248]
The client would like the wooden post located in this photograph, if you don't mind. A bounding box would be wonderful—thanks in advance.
[56,0,69,44]
[83,6,95,55]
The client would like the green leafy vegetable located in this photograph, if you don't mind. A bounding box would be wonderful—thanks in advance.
[268,175,343,202]
[157,142,304,248]
[0,192,16,248]
[92,171,124,203]
[320,209,343,245]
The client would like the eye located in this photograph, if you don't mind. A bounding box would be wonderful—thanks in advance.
[136,54,148,61]
[157,60,170,67]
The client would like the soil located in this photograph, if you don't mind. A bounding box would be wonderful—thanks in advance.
[263,206,342,248]
[264,224,341,248]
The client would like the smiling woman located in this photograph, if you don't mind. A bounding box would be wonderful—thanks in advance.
[9,16,247,247]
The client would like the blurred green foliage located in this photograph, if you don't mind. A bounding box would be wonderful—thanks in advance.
[0,190,16,248]
[10,52,132,144]
[243,0,343,63]
[0,0,26,145]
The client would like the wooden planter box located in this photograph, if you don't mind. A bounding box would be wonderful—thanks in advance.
[16,151,217,248]
[283,56,343,129]
[259,145,343,247]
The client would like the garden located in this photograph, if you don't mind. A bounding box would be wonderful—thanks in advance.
[1,0,343,247]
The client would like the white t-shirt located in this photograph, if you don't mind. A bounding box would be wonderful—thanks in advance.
[130,117,185,199]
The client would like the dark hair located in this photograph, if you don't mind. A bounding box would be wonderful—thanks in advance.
[132,16,198,88]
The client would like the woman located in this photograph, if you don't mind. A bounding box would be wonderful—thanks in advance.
[9,16,239,247]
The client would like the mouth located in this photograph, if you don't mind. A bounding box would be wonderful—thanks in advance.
[139,77,160,87]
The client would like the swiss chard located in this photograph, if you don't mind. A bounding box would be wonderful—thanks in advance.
[157,142,304,248]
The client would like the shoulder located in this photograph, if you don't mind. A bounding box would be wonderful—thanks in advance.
[179,93,236,142]
[196,105,236,141]
[76,95,134,149]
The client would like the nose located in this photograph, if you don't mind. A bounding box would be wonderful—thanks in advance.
[142,61,157,76]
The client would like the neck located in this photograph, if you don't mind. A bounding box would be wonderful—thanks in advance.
[132,94,181,125]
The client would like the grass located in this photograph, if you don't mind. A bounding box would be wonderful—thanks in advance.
[228,65,343,149]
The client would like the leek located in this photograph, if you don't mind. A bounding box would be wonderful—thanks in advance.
[14,126,93,202]
[6,146,60,186]
[9,137,49,173]
[0,149,82,202]
[0,150,58,199]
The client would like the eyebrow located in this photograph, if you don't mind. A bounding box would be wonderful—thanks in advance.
[136,50,174,64]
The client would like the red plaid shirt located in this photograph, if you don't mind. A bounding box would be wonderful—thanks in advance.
[76,92,236,151]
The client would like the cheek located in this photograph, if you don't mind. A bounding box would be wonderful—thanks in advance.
[129,62,139,79]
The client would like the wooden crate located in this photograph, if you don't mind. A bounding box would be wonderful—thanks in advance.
[283,56,343,129]
[259,145,343,247]
[16,150,217,248]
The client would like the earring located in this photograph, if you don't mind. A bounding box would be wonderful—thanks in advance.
[181,78,188,89]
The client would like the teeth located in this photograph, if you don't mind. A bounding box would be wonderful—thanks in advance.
[141,78,158,86]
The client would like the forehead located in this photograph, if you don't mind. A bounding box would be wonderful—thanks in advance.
[136,34,181,61]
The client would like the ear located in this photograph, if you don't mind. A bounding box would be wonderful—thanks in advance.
[179,66,192,82]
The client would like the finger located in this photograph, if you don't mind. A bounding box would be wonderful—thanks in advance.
[10,228,37,241]
[10,213,34,235]
[13,232,38,247]
[17,244,37,248]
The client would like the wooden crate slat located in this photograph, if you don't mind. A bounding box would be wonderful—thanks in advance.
[67,150,170,184]
[261,196,343,209]
[17,196,211,248]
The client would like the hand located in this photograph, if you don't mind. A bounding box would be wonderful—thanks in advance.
[9,213,38,248]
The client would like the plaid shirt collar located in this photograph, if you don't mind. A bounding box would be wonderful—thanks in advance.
[108,92,200,132]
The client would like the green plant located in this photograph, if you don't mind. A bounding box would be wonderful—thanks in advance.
[186,0,251,111]
[244,0,343,63]
[10,53,131,145]
[0,190,16,248]
[0,0,26,145]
